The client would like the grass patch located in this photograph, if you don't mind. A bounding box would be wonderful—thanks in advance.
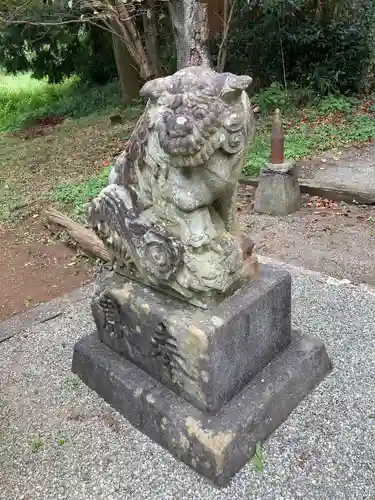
[62,374,81,392]
[51,165,111,222]
[245,90,375,176]
[30,436,43,453]
[0,71,126,132]
[0,181,24,221]
[252,441,265,473]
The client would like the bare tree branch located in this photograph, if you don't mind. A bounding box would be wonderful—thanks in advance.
[216,0,236,72]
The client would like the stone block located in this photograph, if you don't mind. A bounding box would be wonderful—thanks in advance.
[72,331,332,487]
[254,168,301,216]
[90,265,292,414]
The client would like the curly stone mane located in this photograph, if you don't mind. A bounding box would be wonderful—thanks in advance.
[141,66,252,168]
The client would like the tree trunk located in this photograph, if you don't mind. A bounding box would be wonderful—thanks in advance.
[111,25,142,103]
[168,0,211,69]
[114,1,154,80]
[142,0,162,77]
[216,0,235,72]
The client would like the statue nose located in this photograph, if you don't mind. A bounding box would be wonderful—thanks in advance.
[168,116,192,137]
[175,115,193,131]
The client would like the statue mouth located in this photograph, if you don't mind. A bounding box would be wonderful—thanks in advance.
[162,129,225,168]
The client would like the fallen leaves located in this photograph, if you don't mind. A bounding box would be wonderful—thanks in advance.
[305,195,375,226]
[307,196,340,210]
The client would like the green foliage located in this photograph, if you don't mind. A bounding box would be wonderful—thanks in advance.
[245,95,375,177]
[252,83,316,114]
[252,82,287,112]
[0,71,121,132]
[317,95,358,115]
[253,441,265,473]
[51,166,111,221]
[30,436,43,453]
[226,0,375,95]
[0,3,117,85]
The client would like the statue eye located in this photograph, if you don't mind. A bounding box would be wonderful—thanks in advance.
[193,108,206,120]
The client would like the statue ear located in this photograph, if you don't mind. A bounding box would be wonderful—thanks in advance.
[221,74,253,99]
[228,75,253,90]
[140,77,167,100]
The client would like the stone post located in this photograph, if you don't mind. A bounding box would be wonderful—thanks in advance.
[254,109,301,215]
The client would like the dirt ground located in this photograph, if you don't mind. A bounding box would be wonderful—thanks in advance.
[238,185,375,286]
[0,218,94,320]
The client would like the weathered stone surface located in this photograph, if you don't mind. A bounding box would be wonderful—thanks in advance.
[72,330,332,487]
[91,264,291,413]
[254,168,301,216]
[0,284,93,343]
[88,66,256,308]
[267,160,295,174]
[297,155,375,204]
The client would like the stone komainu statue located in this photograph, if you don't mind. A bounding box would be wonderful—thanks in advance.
[89,66,256,308]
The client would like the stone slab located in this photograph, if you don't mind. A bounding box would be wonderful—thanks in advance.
[91,264,292,413]
[266,160,295,174]
[72,331,332,487]
[297,159,375,204]
[0,284,93,343]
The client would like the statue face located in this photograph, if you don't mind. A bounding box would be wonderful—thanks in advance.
[140,66,254,168]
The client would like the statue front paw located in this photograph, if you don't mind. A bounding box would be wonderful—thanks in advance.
[171,189,203,212]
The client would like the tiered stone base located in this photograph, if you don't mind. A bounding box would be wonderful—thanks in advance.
[72,265,331,486]
[73,331,331,486]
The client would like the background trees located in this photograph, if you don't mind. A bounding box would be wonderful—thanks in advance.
[0,0,374,98]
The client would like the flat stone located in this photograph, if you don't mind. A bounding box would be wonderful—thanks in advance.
[0,284,93,343]
[72,330,332,487]
[254,170,301,216]
[91,265,292,413]
[267,160,295,174]
[297,156,375,204]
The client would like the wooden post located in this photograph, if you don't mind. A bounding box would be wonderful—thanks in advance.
[270,109,284,164]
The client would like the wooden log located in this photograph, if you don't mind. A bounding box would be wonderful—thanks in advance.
[44,208,110,262]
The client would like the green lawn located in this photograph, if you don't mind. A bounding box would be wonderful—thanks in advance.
[0,71,126,132]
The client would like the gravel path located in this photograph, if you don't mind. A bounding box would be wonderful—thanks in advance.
[1,260,375,500]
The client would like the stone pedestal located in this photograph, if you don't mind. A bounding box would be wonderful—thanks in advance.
[254,161,301,216]
[72,264,332,486]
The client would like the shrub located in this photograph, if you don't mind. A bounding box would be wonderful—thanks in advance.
[224,0,375,95]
